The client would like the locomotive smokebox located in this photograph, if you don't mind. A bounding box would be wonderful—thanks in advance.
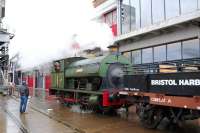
[107,63,124,88]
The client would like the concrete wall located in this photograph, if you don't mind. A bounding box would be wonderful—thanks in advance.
[93,0,108,7]
[119,25,200,52]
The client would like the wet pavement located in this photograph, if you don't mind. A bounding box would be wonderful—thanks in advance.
[0,93,200,133]
[0,95,77,133]
[23,95,200,133]
[0,107,22,133]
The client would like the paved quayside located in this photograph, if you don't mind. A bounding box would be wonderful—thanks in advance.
[17,94,200,133]
[0,95,78,133]
[1,94,200,133]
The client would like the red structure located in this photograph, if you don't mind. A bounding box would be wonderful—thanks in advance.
[103,9,117,36]
[45,75,51,90]
[27,75,34,96]
[28,75,34,88]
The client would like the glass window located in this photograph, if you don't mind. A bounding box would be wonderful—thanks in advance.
[154,45,166,62]
[167,42,182,60]
[181,0,197,14]
[121,0,131,34]
[141,0,152,27]
[152,0,164,23]
[123,51,131,61]
[113,10,117,25]
[132,50,141,64]
[183,39,200,59]
[199,0,200,9]
[100,16,105,23]
[105,12,113,27]
[165,0,180,19]
[142,48,153,63]
[130,0,140,30]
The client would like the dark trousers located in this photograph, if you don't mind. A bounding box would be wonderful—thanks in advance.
[20,96,28,113]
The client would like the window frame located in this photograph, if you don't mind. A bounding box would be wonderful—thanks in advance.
[182,38,200,59]
[132,49,142,64]
[140,0,152,27]
[153,45,167,62]
[122,38,200,65]
[142,47,153,64]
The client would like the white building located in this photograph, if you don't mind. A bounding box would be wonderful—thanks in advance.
[94,0,200,70]
[93,0,118,36]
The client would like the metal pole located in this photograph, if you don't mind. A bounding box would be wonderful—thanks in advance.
[117,0,122,35]
[12,62,15,84]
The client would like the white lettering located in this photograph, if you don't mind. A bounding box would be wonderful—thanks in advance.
[76,68,83,73]
[195,80,200,85]
[151,80,177,86]
[150,97,171,104]
[151,80,157,85]
[151,79,200,86]
[179,80,184,85]
[179,79,200,86]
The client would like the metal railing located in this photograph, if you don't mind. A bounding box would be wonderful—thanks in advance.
[125,58,200,75]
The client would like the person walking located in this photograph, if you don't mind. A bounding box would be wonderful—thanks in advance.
[19,81,29,113]
[8,82,15,96]
[8,82,12,95]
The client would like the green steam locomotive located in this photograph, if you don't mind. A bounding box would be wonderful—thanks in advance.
[50,55,131,111]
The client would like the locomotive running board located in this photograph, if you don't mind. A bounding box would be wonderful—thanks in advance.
[119,91,200,110]
[51,88,102,95]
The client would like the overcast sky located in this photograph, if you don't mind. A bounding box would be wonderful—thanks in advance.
[4,0,113,69]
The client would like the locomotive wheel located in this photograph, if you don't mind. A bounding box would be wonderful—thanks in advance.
[94,104,114,114]
[136,104,164,129]
[59,96,65,104]
[58,92,65,104]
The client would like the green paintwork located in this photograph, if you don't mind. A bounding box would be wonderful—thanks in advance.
[58,73,64,88]
[65,55,131,78]
[66,79,75,89]
[52,57,86,72]
[51,72,64,89]
[89,95,98,104]
[64,57,86,68]
[51,55,132,91]
[98,55,131,77]
[51,73,57,88]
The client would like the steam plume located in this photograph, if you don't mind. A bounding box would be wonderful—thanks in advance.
[4,0,114,69]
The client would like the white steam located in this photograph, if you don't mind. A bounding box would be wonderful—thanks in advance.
[4,0,113,69]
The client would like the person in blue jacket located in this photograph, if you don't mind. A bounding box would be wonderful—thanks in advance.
[19,81,29,113]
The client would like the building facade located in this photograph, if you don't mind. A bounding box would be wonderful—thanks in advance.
[94,0,200,69]
[93,0,118,36]
[117,0,200,67]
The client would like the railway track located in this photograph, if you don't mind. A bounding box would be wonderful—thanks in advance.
[10,96,82,133]
[3,108,29,133]
[0,104,29,133]
[0,95,80,133]
[1,95,199,133]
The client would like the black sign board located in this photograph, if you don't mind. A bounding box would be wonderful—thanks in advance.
[124,72,200,96]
